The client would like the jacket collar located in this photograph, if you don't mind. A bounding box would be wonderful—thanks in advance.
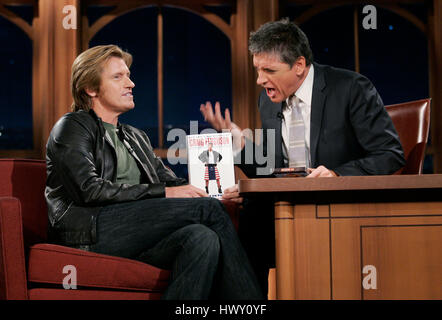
[87,109,128,140]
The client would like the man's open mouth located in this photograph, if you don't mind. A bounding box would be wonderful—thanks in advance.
[266,87,276,98]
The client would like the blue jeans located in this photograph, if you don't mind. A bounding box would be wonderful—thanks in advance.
[89,197,263,300]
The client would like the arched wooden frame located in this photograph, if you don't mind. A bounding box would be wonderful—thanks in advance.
[83,3,233,49]
[0,5,33,40]
[294,4,426,34]
[293,3,427,73]
[81,1,247,154]
[291,2,440,172]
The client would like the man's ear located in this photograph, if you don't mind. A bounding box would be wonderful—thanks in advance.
[85,88,98,98]
[292,56,307,75]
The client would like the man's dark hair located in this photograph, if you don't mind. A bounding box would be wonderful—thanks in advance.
[249,18,313,66]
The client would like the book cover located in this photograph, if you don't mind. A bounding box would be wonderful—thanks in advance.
[186,132,235,198]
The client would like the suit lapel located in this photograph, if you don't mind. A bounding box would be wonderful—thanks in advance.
[310,63,327,167]
[258,91,284,168]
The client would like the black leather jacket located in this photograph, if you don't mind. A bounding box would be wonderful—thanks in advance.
[45,109,186,245]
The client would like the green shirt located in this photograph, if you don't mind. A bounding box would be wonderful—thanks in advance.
[102,122,142,186]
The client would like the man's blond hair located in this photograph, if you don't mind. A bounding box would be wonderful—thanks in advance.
[71,45,133,112]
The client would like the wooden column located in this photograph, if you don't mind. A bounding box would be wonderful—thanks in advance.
[428,0,442,173]
[33,0,80,159]
[251,0,279,130]
[230,0,254,130]
[53,0,81,123]
[230,0,279,132]
[32,0,55,159]
[274,201,296,299]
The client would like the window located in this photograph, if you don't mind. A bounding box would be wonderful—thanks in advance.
[289,5,356,70]
[358,6,428,105]
[283,3,431,172]
[0,14,32,150]
[88,5,232,178]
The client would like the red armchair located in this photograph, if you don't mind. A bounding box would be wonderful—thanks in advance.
[0,158,240,300]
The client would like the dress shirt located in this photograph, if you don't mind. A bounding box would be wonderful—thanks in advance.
[281,64,314,167]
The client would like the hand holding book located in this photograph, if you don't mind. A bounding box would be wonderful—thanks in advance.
[221,184,243,204]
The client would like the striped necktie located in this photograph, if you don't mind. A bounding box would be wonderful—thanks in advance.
[288,95,307,168]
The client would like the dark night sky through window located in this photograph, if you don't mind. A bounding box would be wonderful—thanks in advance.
[90,6,232,150]
[89,5,232,177]
[284,4,428,105]
[0,15,32,149]
[0,4,432,172]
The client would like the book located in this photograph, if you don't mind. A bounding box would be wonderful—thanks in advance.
[186,132,235,198]
[270,167,308,177]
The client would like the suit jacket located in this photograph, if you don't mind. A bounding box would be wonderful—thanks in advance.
[238,63,405,177]
[198,150,222,164]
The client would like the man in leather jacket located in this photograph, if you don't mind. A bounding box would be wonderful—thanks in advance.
[45,45,263,300]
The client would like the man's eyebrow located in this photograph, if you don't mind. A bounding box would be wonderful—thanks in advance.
[111,71,131,77]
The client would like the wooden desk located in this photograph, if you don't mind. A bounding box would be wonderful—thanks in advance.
[239,175,442,300]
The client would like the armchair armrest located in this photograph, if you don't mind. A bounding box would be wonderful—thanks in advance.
[0,197,28,299]
[220,199,241,231]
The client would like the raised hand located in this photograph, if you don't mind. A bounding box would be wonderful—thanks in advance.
[200,101,245,151]
[200,101,234,131]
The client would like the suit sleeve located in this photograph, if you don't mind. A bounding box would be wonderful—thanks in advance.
[198,151,206,163]
[333,75,405,175]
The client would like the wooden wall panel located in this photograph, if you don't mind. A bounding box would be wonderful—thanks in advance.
[330,218,362,299]
[274,201,296,299]
[331,207,442,299]
[330,202,442,218]
[361,224,442,299]
[274,203,331,300]
[292,204,331,299]
[53,0,80,123]
[30,0,80,158]
[230,0,254,130]
[32,0,55,159]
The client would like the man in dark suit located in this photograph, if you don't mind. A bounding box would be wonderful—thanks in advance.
[200,19,405,295]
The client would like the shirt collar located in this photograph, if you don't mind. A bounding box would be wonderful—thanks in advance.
[294,63,314,106]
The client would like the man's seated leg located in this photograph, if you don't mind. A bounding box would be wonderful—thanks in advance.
[137,224,220,299]
[88,197,263,299]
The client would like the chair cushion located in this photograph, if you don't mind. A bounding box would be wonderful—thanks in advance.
[28,288,162,300]
[27,244,170,292]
